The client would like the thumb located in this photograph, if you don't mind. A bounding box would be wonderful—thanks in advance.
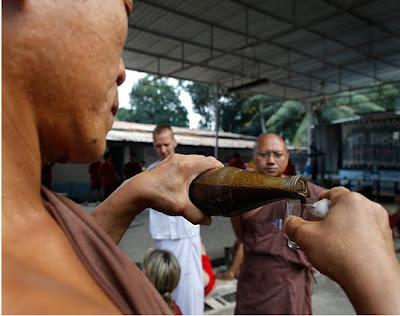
[184,204,212,226]
[285,216,307,245]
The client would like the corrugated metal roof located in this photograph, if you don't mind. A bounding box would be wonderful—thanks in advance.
[107,121,307,151]
[107,121,257,149]
[123,0,400,101]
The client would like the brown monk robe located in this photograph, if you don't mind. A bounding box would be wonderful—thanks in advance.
[235,183,324,315]
[42,187,171,315]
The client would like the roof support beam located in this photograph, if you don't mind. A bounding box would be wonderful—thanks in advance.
[231,0,399,70]
[127,24,350,95]
[138,0,380,82]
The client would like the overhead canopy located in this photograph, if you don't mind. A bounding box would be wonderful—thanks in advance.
[123,0,400,101]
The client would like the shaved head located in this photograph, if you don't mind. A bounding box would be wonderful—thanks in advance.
[253,133,289,177]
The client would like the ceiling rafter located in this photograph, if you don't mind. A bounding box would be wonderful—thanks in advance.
[322,0,399,37]
[124,45,315,99]
[138,0,379,81]
[124,0,400,100]
[126,24,348,91]
[230,0,399,71]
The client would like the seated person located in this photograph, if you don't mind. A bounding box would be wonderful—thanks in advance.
[143,248,182,315]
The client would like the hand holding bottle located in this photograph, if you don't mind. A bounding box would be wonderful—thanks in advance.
[142,154,224,224]
[285,187,400,314]
[92,154,223,242]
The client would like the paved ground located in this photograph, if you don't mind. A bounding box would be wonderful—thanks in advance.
[82,202,400,315]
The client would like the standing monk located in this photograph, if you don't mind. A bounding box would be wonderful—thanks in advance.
[233,133,324,314]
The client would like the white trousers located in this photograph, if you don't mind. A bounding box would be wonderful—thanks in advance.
[155,234,204,315]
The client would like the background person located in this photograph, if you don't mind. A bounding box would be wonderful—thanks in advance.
[84,160,102,204]
[123,151,143,180]
[143,248,183,315]
[283,158,297,176]
[147,124,204,315]
[139,160,147,171]
[232,133,325,315]
[227,152,246,169]
[98,152,118,201]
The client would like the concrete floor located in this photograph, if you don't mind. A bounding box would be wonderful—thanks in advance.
[203,270,357,315]
[82,202,400,315]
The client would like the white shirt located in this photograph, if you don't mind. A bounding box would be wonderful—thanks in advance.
[147,160,200,240]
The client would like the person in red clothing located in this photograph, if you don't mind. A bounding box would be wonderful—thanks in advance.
[98,152,118,201]
[123,151,143,180]
[84,160,102,204]
[227,152,246,169]
[283,158,297,175]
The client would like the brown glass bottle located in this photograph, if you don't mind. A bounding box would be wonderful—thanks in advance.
[189,167,307,217]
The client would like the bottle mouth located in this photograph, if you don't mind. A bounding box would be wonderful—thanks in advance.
[287,175,308,202]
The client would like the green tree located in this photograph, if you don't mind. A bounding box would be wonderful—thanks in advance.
[122,76,189,127]
[219,93,255,134]
[186,83,279,136]
[354,81,399,111]
[232,95,280,136]
[379,82,399,111]
[320,90,386,123]
[185,83,217,129]
[115,107,135,121]
[242,84,392,147]
[185,79,399,144]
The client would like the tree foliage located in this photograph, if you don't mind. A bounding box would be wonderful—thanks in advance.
[122,77,399,148]
[245,80,399,146]
[116,76,189,127]
[219,93,256,135]
[115,108,135,122]
[184,83,216,129]
[185,83,262,135]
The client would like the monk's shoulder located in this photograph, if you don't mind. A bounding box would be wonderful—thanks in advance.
[2,251,120,314]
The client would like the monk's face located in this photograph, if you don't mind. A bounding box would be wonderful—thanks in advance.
[253,134,289,177]
[28,0,132,163]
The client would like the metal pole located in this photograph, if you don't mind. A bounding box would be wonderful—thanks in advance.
[260,99,266,134]
[214,84,219,159]
[306,101,313,177]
